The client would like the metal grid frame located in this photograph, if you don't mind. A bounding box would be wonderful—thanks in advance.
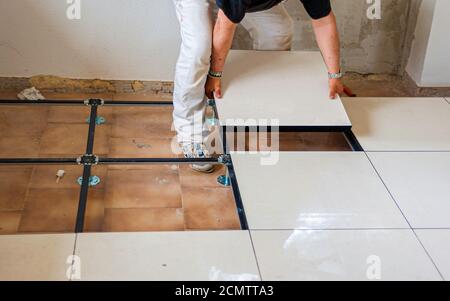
[0,98,363,233]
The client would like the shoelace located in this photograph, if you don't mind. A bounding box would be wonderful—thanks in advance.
[182,143,210,158]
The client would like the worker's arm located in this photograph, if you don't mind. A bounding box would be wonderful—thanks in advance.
[205,9,237,99]
[311,12,352,99]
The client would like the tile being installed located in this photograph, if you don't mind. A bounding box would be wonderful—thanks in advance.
[343,97,450,151]
[231,152,408,230]
[368,152,450,228]
[217,50,351,127]
[251,230,441,281]
[0,234,75,280]
[416,230,450,280]
[75,231,259,281]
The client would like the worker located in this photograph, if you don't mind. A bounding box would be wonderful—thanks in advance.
[172,0,216,173]
[205,0,352,100]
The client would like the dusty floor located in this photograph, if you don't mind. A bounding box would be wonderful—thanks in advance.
[0,91,351,234]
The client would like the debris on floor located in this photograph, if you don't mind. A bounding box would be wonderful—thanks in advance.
[17,87,45,101]
[55,170,65,183]
[131,80,145,92]
[132,139,151,149]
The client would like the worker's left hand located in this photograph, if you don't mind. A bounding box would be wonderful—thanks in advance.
[328,78,354,99]
[205,77,222,99]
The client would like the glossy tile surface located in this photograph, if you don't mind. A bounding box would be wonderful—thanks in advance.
[75,231,259,281]
[0,234,75,280]
[232,152,408,229]
[217,50,351,127]
[251,230,441,281]
[416,230,450,280]
[368,152,450,228]
[343,97,450,151]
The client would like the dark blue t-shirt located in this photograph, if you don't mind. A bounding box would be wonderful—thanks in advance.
[217,0,332,23]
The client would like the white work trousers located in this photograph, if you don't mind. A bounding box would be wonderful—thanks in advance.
[172,0,293,143]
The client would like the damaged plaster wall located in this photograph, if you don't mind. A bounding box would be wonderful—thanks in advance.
[232,0,420,74]
[0,0,419,83]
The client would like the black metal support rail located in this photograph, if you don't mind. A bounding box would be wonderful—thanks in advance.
[0,99,173,106]
[223,125,352,133]
[74,104,98,233]
[0,158,78,164]
[344,130,364,152]
[98,157,221,165]
[227,158,249,230]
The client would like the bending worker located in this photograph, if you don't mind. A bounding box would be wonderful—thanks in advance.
[205,0,351,100]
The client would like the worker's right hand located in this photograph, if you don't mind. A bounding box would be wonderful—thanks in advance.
[205,77,222,99]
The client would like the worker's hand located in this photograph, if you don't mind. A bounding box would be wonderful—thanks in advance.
[328,78,355,99]
[205,77,222,99]
[328,78,344,99]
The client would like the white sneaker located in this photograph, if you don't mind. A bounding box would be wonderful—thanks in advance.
[181,143,215,173]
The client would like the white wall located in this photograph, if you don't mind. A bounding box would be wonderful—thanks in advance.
[0,0,181,81]
[406,0,450,87]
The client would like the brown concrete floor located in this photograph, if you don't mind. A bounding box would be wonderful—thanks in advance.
[0,91,352,234]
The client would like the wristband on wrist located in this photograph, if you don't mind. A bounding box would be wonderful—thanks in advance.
[208,69,223,78]
[328,70,344,80]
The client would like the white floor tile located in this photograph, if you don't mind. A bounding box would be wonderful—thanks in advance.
[343,98,450,151]
[368,152,450,228]
[445,97,450,105]
[0,234,75,281]
[416,229,450,280]
[75,231,260,281]
[217,50,351,127]
[251,230,441,281]
[232,152,408,230]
